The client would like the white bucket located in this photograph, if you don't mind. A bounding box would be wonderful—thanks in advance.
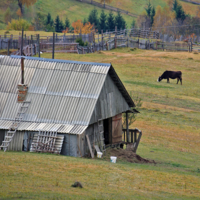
[110,156,117,163]
[97,152,103,158]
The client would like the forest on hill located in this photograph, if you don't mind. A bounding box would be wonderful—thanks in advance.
[0,0,200,37]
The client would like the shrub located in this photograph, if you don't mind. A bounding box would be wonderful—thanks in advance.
[76,37,88,46]
[6,18,30,31]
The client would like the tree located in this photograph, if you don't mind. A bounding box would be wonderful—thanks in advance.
[88,8,99,29]
[153,5,177,35]
[65,16,70,29]
[107,11,115,31]
[72,19,93,34]
[131,19,136,28]
[115,11,126,30]
[175,4,186,22]
[4,7,11,24]
[145,0,152,17]
[32,12,46,31]
[151,6,155,26]
[45,13,54,26]
[99,10,107,32]
[7,18,30,30]
[196,6,200,18]
[173,0,186,23]
[54,15,64,32]
[17,0,37,15]
[83,18,87,25]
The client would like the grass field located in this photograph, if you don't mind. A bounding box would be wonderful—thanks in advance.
[0,48,200,199]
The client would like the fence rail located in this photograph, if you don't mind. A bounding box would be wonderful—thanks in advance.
[2,28,199,56]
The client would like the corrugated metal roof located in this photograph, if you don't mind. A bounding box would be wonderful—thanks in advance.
[0,56,134,134]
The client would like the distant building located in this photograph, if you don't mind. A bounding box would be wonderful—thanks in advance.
[0,56,135,157]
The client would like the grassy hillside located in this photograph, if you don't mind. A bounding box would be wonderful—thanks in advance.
[0,49,200,199]
[0,0,199,30]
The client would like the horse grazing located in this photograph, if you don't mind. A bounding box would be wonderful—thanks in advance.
[157,70,182,85]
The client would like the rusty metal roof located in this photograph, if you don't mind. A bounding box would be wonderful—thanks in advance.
[0,56,134,134]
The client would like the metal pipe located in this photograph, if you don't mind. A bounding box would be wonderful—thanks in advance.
[21,57,25,84]
[21,29,24,56]
[52,32,55,59]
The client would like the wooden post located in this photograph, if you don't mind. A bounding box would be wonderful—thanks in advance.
[114,26,117,49]
[7,39,10,56]
[101,30,103,50]
[24,34,26,45]
[21,57,25,84]
[191,41,193,52]
[52,32,55,59]
[21,29,24,56]
[126,112,129,143]
[134,130,137,143]
[38,34,40,57]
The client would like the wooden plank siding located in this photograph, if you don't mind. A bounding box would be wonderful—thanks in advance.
[112,114,122,144]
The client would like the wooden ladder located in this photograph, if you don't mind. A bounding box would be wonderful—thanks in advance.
[0,100,31,152]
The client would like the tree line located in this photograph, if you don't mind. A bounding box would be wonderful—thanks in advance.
[44,8,131,33]
[137,0,200,37]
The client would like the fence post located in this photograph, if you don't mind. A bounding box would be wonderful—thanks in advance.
[138,39,140,49]
[191,41,193,52]
[7,39,10,56]
[101,30,103,51]
[25,34,26,46]
[114,26,117,48]
[126,112,129,143]
[52,32,55,59]
[38,34,40,57]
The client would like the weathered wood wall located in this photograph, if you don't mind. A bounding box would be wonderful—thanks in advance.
[89,74,130,124]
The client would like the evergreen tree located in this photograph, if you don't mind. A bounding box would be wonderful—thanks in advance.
[145,0,152,17]
[173,0,186,22]
[88,8,99,29]
[173,0,178,11]
[176,4,186,22]
[107,11,115,31]
[99,10,107,32]
[59,20,64,32]
[65,16,70,29]
[115,11,126,30]
[83,18,87,25]
[151,6,155,26]
[55,15,61,32]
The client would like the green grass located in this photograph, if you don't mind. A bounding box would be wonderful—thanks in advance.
[1,48,200,199]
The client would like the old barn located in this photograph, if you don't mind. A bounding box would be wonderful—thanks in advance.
[0,55,140,157]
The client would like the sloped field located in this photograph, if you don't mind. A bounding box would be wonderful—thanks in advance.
[0,49,200,199]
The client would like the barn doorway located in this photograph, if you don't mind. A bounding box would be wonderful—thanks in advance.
[103,118,112,145]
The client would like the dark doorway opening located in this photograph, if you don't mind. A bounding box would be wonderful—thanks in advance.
[104,118,112,145]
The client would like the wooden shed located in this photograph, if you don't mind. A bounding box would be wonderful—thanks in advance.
[0,55,139,157]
